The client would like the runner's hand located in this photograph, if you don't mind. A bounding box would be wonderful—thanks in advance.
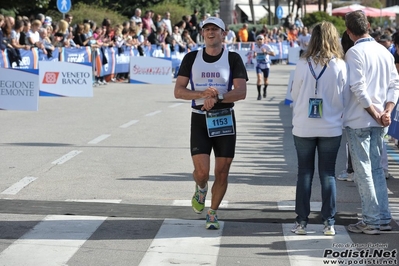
[202,87,218,99]
[201,97,216,111]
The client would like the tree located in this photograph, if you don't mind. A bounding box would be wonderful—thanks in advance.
[362,0,382,8]
[290,0,302,16]
[267,0,271,25]
[302,11,346,35]
[68,0,164,17]
[274,0,279,25]
[3,0,217,22]
[249,0,255,24]
[1,0,51,12]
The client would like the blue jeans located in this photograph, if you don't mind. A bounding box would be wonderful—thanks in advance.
[345,127,391,228]
[293,135,341,226]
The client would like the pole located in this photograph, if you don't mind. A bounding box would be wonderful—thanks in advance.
[249,0,256,25]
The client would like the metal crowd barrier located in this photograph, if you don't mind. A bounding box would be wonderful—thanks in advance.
[0,41,295,76]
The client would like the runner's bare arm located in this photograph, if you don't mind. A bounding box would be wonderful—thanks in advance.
[217,78,247,103]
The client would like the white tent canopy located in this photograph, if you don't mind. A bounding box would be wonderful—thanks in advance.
[382,5,399,14]
[236,4,269,22]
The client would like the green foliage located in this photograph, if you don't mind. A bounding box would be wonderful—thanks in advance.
[36,0,51,8]
[302,11,346,35]
[171,0,218,16]
[195,0,219,15]
[259,17,269,25]
[3,0,217,26]
[368,17,392,29]
[60,0,216,19]
[67,3,130,27]
[361,0,382,9]
[150,2,192,26]
[0,8,17,17]
[1,0,50,13]
[71,0,162,17]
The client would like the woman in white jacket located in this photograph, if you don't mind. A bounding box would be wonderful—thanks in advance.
[290,21,348,236]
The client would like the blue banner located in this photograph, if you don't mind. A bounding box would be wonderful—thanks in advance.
[143,45,154,57]
[60,47,91,63]
[11,48,38,69]
[100,47,115,77]
[130,46,140,56]
[114,47,130,73]
[38,48,60,62]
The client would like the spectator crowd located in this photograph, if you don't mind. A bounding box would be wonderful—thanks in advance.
[2,9,399,84]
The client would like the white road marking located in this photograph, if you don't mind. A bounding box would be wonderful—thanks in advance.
[145,110,162,116]
[1,176,37,195]
[390,203,399,221]
[172,200,229,208]
[51,150,82,165]
[282,224,362,266]
[138,219,223,266]
[119,120,139,128]
[88,134,111,144]
[0,215,106,266]
[278,200,322,211]
[387,145,399,163]
[65,199,122,203]
[168,103,183,108]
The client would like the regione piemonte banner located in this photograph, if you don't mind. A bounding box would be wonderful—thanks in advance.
[0,68,39,111]
[39,61,93,97]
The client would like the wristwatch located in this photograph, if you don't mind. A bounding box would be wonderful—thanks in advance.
[217,94,224,103]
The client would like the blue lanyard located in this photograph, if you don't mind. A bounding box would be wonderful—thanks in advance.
[307,58,327,95]
[354,37,374,45]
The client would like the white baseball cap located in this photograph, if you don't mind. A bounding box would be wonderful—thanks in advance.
[44,16,52,25]
[201,17,225,31]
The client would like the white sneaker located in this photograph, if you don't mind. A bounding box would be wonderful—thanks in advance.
[291,222,307,235]
[97,80,104,85]
[101,80,108,85]
[380,224,392,231]
[323,225,336,236]
[336,171,354,182]
[347,221,380,235]
[111,78,116,82]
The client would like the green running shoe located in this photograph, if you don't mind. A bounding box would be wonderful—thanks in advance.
[206,209,220,230]
[191,183,207,214]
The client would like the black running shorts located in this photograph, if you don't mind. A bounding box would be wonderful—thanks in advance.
[190,111,236,158]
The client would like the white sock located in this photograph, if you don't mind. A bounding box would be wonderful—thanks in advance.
[199,183,208,192]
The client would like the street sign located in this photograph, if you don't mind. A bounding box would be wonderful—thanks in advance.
[276,6,283,19]
[57,0,71,14]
